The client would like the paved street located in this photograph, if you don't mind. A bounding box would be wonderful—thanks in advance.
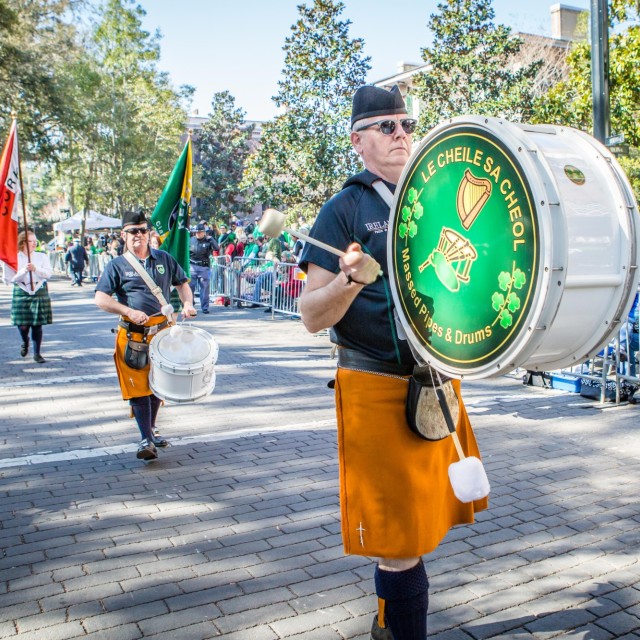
[1,275,639,639]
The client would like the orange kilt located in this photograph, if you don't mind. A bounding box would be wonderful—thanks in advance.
[335,368,488,558]
[114,316,168,400]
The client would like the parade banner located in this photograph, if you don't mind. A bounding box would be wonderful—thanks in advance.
[0,119,21,270]
[151,138,192,277]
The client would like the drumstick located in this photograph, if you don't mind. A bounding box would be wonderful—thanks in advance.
[258,209,383,276]
[258,209,344,257]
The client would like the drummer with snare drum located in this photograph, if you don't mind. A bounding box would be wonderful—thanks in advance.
[95,209,196,462]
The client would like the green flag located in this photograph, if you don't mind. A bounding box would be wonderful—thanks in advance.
[151,138,192,277]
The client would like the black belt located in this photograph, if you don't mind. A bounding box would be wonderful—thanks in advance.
[191,261,210,267]
[118,319,168,335]
[337,347,414,376]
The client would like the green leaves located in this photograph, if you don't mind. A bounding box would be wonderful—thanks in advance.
[198,91,254,219]
[412,0,540,134]
[242,0,370,217]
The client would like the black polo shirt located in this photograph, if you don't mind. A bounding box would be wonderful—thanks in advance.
[96,248,188,316]
[299,170,415,365]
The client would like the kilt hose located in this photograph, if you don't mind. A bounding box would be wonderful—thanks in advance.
[335,368,488,559]
[11,285,53,326]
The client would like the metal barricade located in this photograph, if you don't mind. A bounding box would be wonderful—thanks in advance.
[207,256,307,318]
[271,261,306,317]
[88,254,101,281]
[210,256,235,305]
[229,257,276,309]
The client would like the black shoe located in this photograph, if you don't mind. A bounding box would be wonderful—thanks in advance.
[202,309,209,314]
[371,615,394,640]
[33,354,45,363]
[136,439,158,460]
[20,342,28,357]
[264,307,272,313]
[152,436,169,448]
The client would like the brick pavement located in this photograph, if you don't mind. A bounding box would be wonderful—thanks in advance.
[0,276,639,639]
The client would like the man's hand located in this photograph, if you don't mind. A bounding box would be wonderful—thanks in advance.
[340,243,381,285]
[127,308,148,324]
[182,301,197,318]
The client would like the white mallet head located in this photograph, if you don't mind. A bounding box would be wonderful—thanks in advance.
[448,456,490,503]
[169,324,183,339]
[161,303,174,318]
[258,208,287,237]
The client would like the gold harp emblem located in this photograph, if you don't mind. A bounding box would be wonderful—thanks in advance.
[457,168,492,230]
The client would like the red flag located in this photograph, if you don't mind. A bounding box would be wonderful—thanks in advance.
[0,120,21,270]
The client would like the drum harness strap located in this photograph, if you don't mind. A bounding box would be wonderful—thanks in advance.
[120,251,174,344]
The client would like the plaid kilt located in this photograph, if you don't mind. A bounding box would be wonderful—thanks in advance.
[11,285,53,326]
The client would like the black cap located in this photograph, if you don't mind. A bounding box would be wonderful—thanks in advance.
[351,85,407,128]
[122,209,147,228]
[196,223,206,231]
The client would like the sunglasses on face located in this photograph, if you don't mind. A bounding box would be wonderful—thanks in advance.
[124,227,149,236]
[356,118,417,135]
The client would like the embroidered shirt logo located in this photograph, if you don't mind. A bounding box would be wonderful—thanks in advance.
[365,220,388,234]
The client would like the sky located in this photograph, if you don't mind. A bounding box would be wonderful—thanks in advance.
[137,0,590,122]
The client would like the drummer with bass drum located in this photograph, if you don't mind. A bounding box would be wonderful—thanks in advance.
[95,209,196,461]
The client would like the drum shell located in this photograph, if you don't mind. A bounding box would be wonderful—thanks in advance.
[149,325,217,403]
[388,117,640,379]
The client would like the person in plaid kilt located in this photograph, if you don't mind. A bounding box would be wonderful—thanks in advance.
[7,230,53,363]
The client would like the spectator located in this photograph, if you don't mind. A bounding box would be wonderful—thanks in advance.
[65,238,89,287]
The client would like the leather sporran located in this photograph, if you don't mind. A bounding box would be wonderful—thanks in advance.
[124,339,149,370]
[406,370,459,441]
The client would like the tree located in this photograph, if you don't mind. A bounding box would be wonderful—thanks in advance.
[532,1,640,197]
[412,0,541,133]
[242,0,370,221]
[84,0,192,214]
[196,91,255,221]
[48,0,192,220]
[0,0,84,160]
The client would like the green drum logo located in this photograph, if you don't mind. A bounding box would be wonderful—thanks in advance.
[391,126,539,371]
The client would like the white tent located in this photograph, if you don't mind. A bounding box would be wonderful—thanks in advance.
[53,211,121,232]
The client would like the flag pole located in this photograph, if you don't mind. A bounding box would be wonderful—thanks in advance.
[11,111,33,291]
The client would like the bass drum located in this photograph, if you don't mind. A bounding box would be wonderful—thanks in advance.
[149,325,218,403]
[388,116,640,379]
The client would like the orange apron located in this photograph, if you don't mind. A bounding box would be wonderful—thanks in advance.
[335,368,488,558]
[114,316,168,400]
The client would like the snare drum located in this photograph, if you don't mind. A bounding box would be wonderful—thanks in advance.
[149,325,218,403]
[389,117,640,379]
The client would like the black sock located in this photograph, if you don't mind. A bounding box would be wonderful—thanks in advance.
[31,326,43,355]
[18,325,29,346]
[150,394,162,431]
[374,561,429,640]
[129,396,154,441]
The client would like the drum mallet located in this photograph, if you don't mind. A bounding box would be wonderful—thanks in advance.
[258,208,345,258]
[258,209,383,277]
[433,372,491,503]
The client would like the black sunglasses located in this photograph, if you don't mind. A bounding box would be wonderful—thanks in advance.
[356,118,417,135]
[124,227,149,235]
